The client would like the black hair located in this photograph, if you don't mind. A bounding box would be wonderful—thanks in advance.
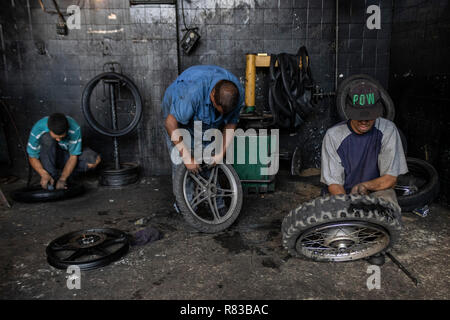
[48,113,68,135]
[213,80,239,114]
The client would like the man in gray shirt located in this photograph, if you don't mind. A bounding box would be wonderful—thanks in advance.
[320,80,408,208]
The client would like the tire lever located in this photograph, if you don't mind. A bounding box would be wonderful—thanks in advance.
[385,252,419,286]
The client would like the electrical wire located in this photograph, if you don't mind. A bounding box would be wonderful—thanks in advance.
[180,0,196,32]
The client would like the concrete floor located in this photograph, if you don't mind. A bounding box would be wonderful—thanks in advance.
[0,172,449,300]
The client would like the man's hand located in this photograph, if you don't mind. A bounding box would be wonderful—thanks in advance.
[210,154,224,166]
[40,172,54,190]
[351,183,369,195]
[56,178,67,190]
[184,157,201,174]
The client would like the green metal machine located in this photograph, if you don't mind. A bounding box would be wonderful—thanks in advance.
[232,131,276,194]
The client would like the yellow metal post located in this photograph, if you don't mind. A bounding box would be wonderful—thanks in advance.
[245,53,256,113]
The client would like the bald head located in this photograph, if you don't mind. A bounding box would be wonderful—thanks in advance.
[212,80,239,114]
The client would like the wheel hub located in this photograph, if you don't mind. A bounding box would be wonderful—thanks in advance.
[70,232,107,249]
[296,222,390,262]
[323,227,359,249]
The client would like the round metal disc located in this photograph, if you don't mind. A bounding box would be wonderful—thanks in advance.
[46,228,130,271]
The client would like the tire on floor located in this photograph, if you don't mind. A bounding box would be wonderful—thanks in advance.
[282,194,402,262]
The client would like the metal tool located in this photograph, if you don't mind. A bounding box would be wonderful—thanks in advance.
[385,252,419,286]
[412,204,430,217]
[0,188,11,208]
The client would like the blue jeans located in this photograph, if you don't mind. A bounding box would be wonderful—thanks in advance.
[164,129,225,209]
[39,133,99,181]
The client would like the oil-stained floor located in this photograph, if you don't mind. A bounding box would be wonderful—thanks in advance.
[0,172,449,300]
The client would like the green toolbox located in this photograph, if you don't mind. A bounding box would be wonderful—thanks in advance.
[231,131,277,194]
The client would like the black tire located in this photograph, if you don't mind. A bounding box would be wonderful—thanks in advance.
[46,228,130,271]
[99,162,140,187]
[173,164,243,233]
[336,74,395,121]
[282,194,402,262]
[81,72,143,137]
[396,157,439,212]
[11,183,85,203]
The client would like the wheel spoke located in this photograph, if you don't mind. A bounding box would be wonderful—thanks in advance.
[190,190,208,208]
[214,187,235,198]
[207,166,218,185]
[92,247,110,257]
[98,236,127,249]
[50,243,78,251]
[189,172,207,188]
[64,249,86,262]
[207,197,221,223]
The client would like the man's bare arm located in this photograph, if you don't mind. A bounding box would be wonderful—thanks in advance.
[59,155,78,181]
[328,184,346,195]
[352,174,397,194]
[164,114,199,172]
[29,157,54,189]
[215,123,237,163]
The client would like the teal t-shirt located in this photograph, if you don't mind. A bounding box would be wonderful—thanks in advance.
[27,116,82,158]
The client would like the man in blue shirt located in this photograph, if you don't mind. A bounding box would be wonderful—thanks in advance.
[162,65,244,211]
[27,113,101,189]
[162,65,244,174]
[320,81,408,208]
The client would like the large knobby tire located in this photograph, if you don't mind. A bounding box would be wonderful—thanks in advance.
[173,164,243,233]
[282,194,402,262]
[81,72,143,137]
[336,74,395,121]
[11,184,85,203]
[396,157,439,212]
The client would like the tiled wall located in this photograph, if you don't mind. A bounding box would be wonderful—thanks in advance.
[1,0,394,176]
[389,0,450,204]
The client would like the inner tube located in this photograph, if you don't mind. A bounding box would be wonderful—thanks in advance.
[11,183,86,203]
[268,46,316,129]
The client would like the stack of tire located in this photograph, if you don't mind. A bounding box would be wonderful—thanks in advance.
[81,72,143,187]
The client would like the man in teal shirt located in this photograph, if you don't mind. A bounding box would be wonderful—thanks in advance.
[27,113,101,189]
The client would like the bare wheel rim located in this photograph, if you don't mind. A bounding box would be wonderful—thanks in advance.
[296,221,390,262]
[182,164,238,225]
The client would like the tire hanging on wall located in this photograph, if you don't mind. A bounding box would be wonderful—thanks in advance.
[81,72,143,137]
[81,71,143,187]
[268,46,316,129]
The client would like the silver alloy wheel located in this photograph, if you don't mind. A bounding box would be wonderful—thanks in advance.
[182,164,239,225]
[296,221,390,262]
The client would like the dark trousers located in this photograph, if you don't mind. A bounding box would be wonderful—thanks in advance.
[39,133,99,180]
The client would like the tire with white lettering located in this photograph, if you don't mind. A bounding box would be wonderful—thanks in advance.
[336,74,395,121]
[282,194,402,262]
